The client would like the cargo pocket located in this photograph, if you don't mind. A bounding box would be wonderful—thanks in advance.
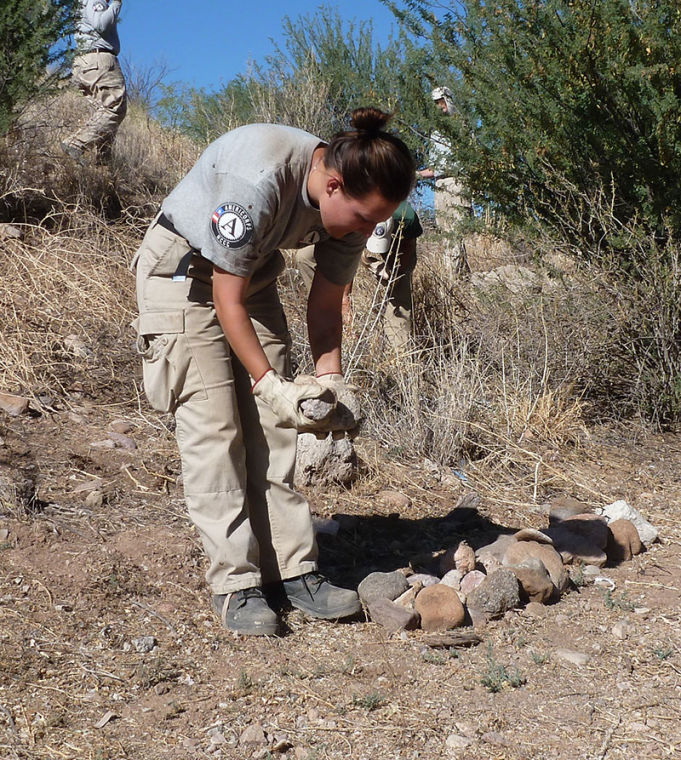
[133,310,187,413]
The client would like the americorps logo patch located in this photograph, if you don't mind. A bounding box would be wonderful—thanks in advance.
[211,203,254,249]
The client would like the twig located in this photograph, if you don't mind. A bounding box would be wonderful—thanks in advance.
[130,599,179,636]
[595,716,621,760]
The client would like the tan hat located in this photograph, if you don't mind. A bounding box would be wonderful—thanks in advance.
[366,216,395,254]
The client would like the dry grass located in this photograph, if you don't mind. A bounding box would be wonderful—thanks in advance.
[0,216,138,403]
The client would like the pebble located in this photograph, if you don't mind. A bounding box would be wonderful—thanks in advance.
[85,490,103,509]
[377,490,412,510]
[611,619,632,640]
[523,601,548,618]
[358,571,410,604]
[108,431,137,450]
[555,648,591,666]
[109,419,135,434]
[445,733,473,749]
[132,636,157,653]
[239,724,267,745]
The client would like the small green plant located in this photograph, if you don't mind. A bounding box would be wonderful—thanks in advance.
[237,670,254,694]
[480,645,526,693]
[602,590,635,612]
[571,562,587,588]
[531,651,550,665]
[421,650,447,665]
[352,692,386,711]
[652,645,674,661]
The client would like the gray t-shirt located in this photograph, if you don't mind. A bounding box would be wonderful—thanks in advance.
[162,124,365,286]
[75,0,122,55]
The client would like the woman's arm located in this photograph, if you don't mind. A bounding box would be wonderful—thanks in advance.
[212,266,271,381]
[307,269,346,376]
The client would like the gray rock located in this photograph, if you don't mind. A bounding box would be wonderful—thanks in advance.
[367,598,420,632]
[132,636,157,653]
[299,395,335,421]
[0,392,29,417]
[109,419,135,434]
[108,431,137,450]
[294,432,356,487]
[358,571,410,604]
[406,573,440,587]
[440,569,463,590]
[239,724,267,745]
[466,569,520,619]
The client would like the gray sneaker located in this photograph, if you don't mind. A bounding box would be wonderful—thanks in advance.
[212,587,278,636]
[283,572,361,619]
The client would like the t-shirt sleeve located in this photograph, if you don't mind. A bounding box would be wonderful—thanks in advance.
[312,234,365,286]
[198,176,275,277]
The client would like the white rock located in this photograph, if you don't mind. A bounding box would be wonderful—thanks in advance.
[555,648,591,666]
[446,733,473,749]
[598,500,658,546]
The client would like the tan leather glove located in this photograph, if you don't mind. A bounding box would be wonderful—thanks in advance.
[252,369,336,431]
[316,373,362,435]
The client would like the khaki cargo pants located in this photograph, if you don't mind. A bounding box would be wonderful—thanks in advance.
[132,220,317,594]
[66,51,127,152]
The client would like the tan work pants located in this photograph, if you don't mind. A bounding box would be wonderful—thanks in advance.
[66,51,127,152]
[133,222,317,594]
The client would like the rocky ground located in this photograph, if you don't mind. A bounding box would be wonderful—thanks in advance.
[1,394,680,760]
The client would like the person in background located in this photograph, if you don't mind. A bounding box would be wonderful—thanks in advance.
[297,202,423,352]
[132,108,415,636]
[417,85,471,274]
[61,0,127,162]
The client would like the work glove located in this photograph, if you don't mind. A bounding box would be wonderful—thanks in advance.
[252,369,336,432]
[315,372,362,436]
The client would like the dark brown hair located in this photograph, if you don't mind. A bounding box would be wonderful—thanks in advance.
[324,107,415,203]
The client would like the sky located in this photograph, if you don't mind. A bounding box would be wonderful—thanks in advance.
[118,1,403,93]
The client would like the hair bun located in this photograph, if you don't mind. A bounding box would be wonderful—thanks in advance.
[350,107,391,134]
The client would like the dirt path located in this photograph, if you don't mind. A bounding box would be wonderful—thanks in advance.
[1,405,679,759]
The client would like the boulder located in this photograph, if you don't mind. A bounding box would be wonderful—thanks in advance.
[510,560,555,604]
[414,584,465,631]
[367,598,420,632]
[466,569,520,620]
[503,540,569,592]
[548,495,591,523]
[545,525,607,567]
[561,513,609,549]
[358,571,410,605]
[606,519,643,563]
